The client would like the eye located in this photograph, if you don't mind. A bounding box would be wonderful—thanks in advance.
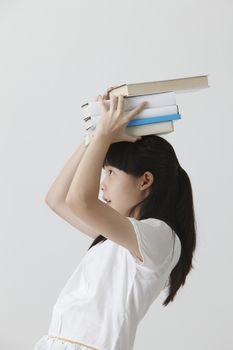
[103,167,114,176]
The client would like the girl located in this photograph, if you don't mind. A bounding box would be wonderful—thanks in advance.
[33,87,196,350]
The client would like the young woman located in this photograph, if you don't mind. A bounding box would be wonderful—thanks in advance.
[33,87,197,350]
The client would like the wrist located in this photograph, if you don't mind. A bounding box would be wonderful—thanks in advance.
[93,131,112,144]
[84,132,92,147]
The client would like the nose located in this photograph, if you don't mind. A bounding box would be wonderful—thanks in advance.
[100,180,105,192]
[100,173,108,192]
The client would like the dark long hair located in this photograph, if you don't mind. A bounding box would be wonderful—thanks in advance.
[87,134,197,306]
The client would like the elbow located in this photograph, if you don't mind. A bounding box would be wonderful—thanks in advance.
[44,195,63,209]
[45,196,53,207]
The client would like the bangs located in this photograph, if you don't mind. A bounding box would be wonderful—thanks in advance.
[102,141,138,175]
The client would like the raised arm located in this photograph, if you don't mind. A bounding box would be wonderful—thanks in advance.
[44,86,116,239]
[45,139,88,206]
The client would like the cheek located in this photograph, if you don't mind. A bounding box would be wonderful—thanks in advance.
[115,182,135,201]
[110,182,127,200]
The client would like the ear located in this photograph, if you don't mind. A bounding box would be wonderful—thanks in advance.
[140,171,154,189]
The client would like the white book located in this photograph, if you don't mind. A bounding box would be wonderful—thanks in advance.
[87,105,178,124]
[81,91,176,119]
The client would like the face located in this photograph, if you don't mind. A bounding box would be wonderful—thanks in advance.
[100,165,153,218]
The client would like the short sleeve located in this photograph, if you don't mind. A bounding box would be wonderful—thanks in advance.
[127,216,176,272]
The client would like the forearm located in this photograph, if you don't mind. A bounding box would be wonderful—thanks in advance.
[66,133,111,205]
[45,138,88,206]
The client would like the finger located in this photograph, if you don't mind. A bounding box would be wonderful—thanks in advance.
[116,95,124,113]
[96,94,102,101]
[104,86,114,95]
[126,101,148,119]
[96,87,114,102]
[98,95,107,112]
[123,134,142,142]
[117,132,142,142]
[107,85,118,92]
[106,88,114,99]
[106,85,120,98]
[109,95,118,113]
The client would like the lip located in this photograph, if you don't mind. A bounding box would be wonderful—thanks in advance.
[102,196,111,203]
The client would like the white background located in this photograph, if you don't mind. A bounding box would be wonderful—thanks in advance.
[0,0,232,349]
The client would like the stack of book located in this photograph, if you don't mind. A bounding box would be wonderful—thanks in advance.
[80,75,209,141]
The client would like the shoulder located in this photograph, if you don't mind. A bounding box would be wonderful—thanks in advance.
[126,217,176,271]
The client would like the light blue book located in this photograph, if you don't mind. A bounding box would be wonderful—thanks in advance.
[127,113,181,127]
[88,114,181,136]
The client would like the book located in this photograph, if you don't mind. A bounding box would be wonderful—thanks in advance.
[87,105,180,129]
[85,110,181,130]
[125,120,174,136]
[82,92,180,137]
[81,75,209,141]
[127,113,181,126]
[81,92,180,137]
[108,74,209,97]
[88,105,178,122]
[84,120,174,146]
[85,113,180,129]
[85,112,180,135]
[81,91,176,118]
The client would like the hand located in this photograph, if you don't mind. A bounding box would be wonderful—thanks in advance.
[87,86,118,143]
[94,90,148,143]
[94,85,119,102]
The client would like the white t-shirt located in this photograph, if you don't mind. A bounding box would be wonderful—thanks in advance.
[45,217,181,350]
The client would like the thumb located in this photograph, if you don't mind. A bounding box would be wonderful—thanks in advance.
[124,135,142,143]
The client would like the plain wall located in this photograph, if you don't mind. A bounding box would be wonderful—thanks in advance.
[0,0,232,349]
